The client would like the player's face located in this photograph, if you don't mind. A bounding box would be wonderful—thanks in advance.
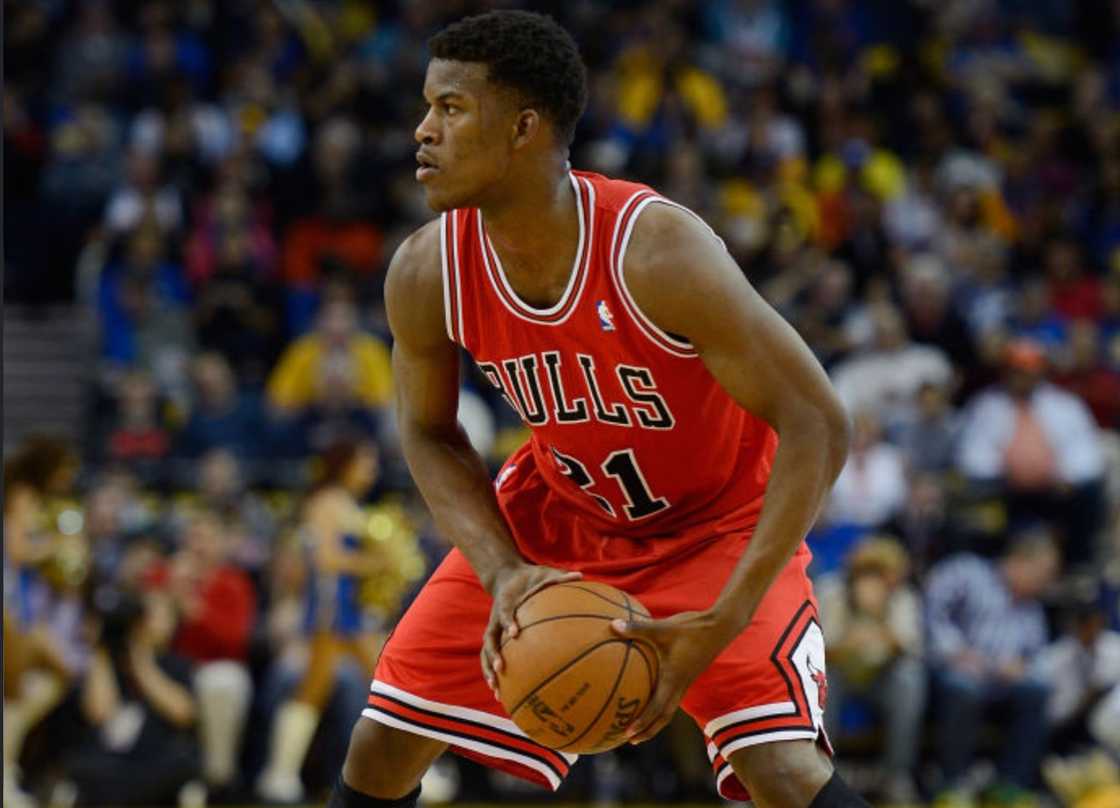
[414,59,519,211]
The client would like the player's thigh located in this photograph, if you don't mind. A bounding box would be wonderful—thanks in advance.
[342,715,448,798]
[727,738,832,808]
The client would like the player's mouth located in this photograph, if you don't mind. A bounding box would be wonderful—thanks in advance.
[416,151,440,182]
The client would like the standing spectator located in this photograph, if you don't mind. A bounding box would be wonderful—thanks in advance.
[957,338,1106,564]
[168,512,256,796]
[819,537,925,803]
[899,253,978,370]
[925,531,1060,803]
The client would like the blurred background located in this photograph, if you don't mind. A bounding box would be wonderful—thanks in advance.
[4,1,1120,807]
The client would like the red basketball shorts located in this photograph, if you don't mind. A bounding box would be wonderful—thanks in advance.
[364,462,829,800]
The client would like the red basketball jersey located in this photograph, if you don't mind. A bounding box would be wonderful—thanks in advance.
[441,170,777,543]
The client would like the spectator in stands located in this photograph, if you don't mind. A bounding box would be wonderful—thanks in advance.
[820,536,925,803]
[957,338,1106,564]
[189,185,282,383]
[266,295,394,428]
[1053,319,1120,430]
[925,530,1060,803]
[1035,581,1120,758]
[102,370,172,484]
[103,149,184,236]
[893,381,961,475]
[280,117,384,332]
[168,511,256,796]
[175,352,262,462]
[899,253,977,370]
[826,410,908,530]
[831,303,953,423]
[98,224,193,385]
[63,586,200,807]
[191,449,276,574]
[257,440,388,803]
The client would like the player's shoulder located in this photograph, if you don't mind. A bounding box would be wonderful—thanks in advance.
[623,197,727,295]
[384,217,447,345]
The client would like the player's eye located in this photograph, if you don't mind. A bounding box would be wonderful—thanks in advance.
[444,104,459,115]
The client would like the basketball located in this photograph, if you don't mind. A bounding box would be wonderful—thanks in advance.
[495,581,659,754]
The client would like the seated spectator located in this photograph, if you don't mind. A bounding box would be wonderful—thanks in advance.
[1035,581,1120,758]
[831,303,953,424]
[957,338,1107,564]
[266,298,394,428]
[925,530,1060,803]
[190,189,282,383]
[103,148,183,236]
[175,352,263,462]
[189,449,277,574]
[826,410,909,530]
[98,225,193,382]
[900,253,977,370]
[892,381,962,475]
[63,586,200,807]
[102,370,173,485]
[167,511,256,796]
[1053,319,1120,430]
[819,536,925,804]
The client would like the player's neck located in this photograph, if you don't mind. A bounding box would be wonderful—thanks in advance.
[478,165,579,293]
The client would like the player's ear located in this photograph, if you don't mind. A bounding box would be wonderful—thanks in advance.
[511,109,540,149]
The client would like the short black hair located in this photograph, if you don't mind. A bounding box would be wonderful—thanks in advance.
[429,10,588,145]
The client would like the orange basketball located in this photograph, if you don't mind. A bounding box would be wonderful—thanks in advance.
[495,581,658,754]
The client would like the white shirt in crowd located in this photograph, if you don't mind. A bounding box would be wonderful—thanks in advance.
[956,382,1104,485]
[1034,630,1120,726]
[831,345,953,421]
[827,442,909,528]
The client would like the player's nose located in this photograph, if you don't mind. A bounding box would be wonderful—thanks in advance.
[415,109,439,145]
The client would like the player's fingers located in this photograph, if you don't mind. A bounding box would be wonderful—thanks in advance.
[625,683,672,742]
[482,616,505,677]
[610,617,663,646]
[628,703,676,744]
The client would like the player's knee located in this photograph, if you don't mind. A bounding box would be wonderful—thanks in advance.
[730,739,834,807]
[338,718,445,803]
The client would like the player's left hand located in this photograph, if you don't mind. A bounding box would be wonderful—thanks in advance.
[611,610,733,744]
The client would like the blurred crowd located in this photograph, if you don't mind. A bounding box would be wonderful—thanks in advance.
[4,0,1120,806]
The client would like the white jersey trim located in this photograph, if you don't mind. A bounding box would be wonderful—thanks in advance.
[478,173,593,326]
[368,680,578,764]
[703,700,797,737]
[439,213,455,343]
[610,194,708,358]
[362,708,565,791]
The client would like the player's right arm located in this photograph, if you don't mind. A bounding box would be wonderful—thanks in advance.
[384,221,579,690]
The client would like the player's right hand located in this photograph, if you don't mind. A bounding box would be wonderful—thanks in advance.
[481,563,582,699]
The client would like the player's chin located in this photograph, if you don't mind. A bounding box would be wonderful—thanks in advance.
[422,186,457,213]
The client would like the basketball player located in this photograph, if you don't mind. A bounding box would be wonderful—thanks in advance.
[331,11,863,808]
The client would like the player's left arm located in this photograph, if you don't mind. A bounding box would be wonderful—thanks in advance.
[613,202,851,743]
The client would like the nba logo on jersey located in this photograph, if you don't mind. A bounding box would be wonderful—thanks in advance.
[597,300,615,331]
